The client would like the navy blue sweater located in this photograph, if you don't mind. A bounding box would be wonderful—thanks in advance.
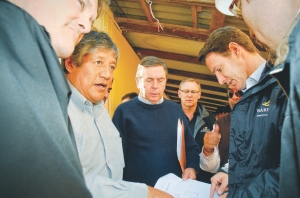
[112,98,200,186]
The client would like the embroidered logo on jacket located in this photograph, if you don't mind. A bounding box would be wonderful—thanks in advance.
[257,100,270,117]
[200,127,211,132]
[262,100,270,107]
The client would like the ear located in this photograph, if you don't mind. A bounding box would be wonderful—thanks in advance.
[65,57,75,73]
[135,77,140,88]
[228,42,241,57]
[198,92,201,100]
[178,89,181,98]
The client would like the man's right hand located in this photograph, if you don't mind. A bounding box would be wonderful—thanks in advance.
[203,124,221,156]
[148,186,173,198]
[210,172,228,198]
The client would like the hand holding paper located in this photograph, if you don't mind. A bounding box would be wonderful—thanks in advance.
[182,167,196,180]
[155,173,219,198]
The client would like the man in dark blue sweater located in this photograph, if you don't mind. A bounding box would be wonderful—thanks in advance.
[112,56,200,187]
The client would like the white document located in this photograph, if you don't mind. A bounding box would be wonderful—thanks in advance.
[177,118,182,160]
[155,173,219,198]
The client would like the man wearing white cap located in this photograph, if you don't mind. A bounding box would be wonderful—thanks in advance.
[214,0,300,197]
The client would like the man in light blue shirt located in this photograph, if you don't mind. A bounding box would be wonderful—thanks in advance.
[62,31,172,198]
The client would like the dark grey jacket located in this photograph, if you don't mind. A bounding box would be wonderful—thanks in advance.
[271,13,300,198]
[0,1,91,197]
[227,65,286,198]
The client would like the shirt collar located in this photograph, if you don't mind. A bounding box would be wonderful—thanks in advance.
[243,62,266,92]
[138,94,164,105]
[67,79,103,110]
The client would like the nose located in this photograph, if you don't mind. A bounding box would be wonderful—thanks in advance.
[78,13,92,34]
[100,65,112,80]
[152,80,158,88]
[104,90,109,99]
[216,73,226,85]
[232,94,241,100]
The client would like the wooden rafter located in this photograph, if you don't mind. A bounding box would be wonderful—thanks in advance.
[165,91,227,105]
[116,17,210,41]
[168,94,226,107]
[168,68,217,82]
[209,8,225,32]
[140,0,215,7]
[167,79,226,93]
[191,6,198,29]
[166,86,228,101]
[134,47,200,64]
[139,0,154,23]
[167,87,227,101]
[191,5,202,29]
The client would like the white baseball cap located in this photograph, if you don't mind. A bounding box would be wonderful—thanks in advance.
[215,0,235,16]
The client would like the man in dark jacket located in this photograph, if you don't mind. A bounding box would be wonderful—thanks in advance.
[178,78,215,183]
[215,0,300,197]
[0,0,106,197]
[198,26,286,197]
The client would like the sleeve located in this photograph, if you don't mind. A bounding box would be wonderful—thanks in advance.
[182,115,200,173]
[226,88,285,198]
[199,146,220,173]
[227,168,279,198]
[112,106,127,156]
[86,173,148,198]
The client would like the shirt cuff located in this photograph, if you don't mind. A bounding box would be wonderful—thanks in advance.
[128,182,148,198]
[200,146,218,160]
[199,146,220,173]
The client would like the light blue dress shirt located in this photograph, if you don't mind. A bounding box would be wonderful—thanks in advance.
[67,81,147,198]
[243,62,266,92]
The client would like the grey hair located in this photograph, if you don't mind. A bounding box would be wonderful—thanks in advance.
[62,31,119,73]
[135,56,168,79]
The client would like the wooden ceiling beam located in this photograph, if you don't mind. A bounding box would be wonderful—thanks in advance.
[139,0,154,23]
[191,5,202,29]
[116,17,210,41]
[209,8,225,32]
[205,106,216,110]
[145,0,215,7]
[134,47,200,64]
[166,86,228,101]
[167,79,226,93]
[191,6,197,29]
[199,101,224,108]
[199,98,227,106]
[168,95,222,108]
[165,91,226,105]
[168,68,217,82]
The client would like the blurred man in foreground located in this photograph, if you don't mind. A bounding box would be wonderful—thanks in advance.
[0,0,106,197]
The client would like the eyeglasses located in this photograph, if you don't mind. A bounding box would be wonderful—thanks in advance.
[180,89,199,94]
[229,0,243,20]
[227,90,243,98]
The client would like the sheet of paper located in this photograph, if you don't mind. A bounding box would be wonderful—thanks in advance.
[177,118,182,160]
[155,173,219,198]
